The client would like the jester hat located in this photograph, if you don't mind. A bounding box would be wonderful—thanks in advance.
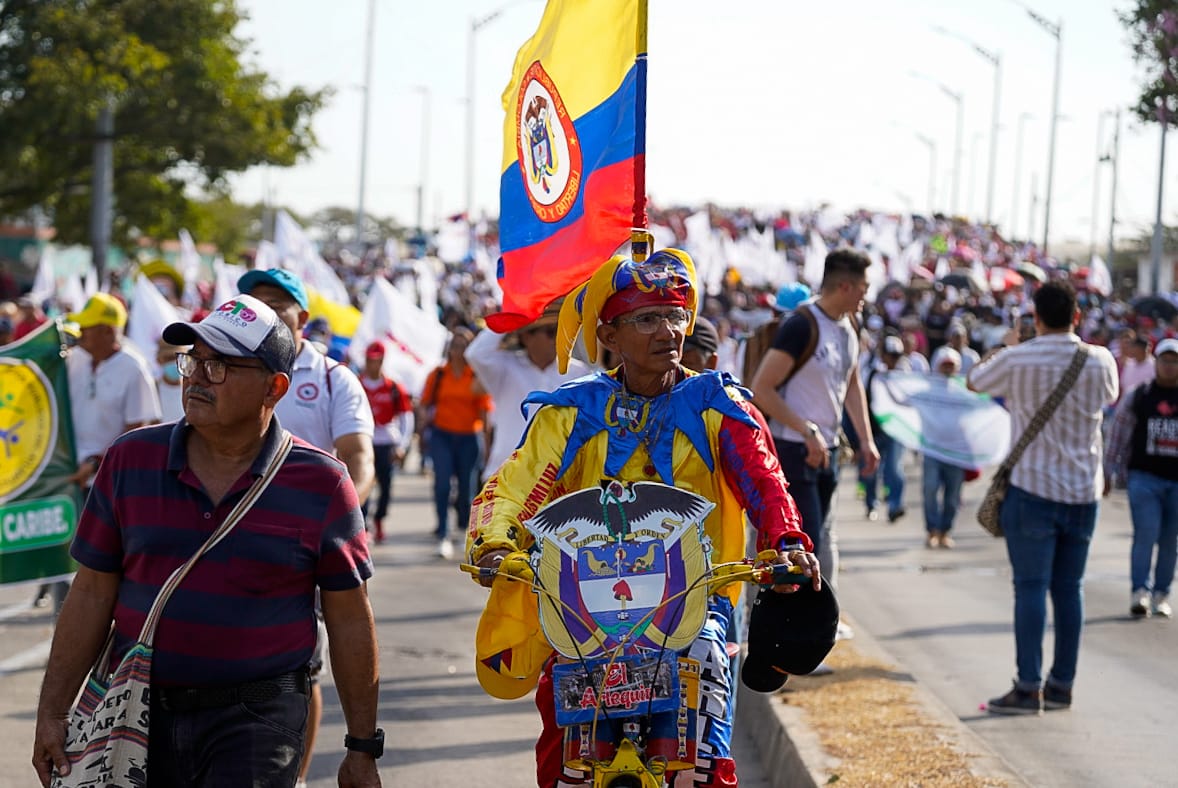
[556,249,699,374]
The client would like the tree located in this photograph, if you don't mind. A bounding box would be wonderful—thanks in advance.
[1120,1,1178,126]
[0,0,328,247]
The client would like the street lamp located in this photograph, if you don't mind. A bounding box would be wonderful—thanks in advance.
[932,26,1001,225]
[1010,113,1032,241]
[354,0,377,251]
[910,71,964,216]
[1090,111,1113,261]
[1018,2,1062,255]
[464,1,543,243]
[1101,109,1121,271]
[414,85,432,235]
[915,133,938,215]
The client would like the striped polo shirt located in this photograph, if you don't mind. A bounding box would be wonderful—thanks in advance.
[71,417,372,687]
[968,332,1118,504]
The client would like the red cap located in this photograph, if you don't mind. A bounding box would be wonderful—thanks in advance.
[365,341,385,359]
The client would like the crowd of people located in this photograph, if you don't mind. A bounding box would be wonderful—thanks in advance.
[9,204,1178,784]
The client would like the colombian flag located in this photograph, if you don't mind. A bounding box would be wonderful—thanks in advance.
[487,0,646,332]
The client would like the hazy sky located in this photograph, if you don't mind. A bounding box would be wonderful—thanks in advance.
[228,0,1168,255]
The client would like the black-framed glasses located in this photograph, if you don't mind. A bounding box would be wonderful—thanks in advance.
[175,352,267,384]
[615,309,692,335]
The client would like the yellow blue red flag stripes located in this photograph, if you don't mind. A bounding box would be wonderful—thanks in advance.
[487,0,646,332]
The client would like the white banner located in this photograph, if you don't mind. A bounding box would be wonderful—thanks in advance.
[348,277,447,397]
[870,371,1011,469]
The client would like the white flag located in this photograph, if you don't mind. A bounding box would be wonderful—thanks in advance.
[178,229,203,309]
[871,371,1011,469]
[893,240,922,285]
[274,211,351,305]
[1088,254,1113,296]
[83,265,98,300]
[254,240,280,271]
[57,275,86,315]
[127,274,182,367]
[348,277,447,397]
[213,256,247,307]
[803,231,827,289]
[28,247,56,306]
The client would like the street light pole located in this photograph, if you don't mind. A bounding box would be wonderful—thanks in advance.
[943,84,964,216]
[1150,120,1166,294]
[1011,113,1032,240]
[415,85,432,236]
[915,133,937,214]
[1022,5,1062,255]
[465,9,504,225]
[931,26,1001,224]
[1090,111,1110,261]
[1104,109,1120,273]
[354,0,377,251]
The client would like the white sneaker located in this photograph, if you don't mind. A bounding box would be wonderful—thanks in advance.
[1131,588,1151,618]
[836,621,855,641]
[1152,592,1172,618]
[436,539,454,560]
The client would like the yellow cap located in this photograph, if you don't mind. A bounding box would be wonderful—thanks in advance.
[67,293,127,329]
[139,259,184,292]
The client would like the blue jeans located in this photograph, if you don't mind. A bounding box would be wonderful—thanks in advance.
[429,428,481,539]
[922,456,964,534]
[1000,485,1098,691]
[147,690,308,786]
[1127,470,1178,595]
[775,440,839,579]
[865,433,905,516]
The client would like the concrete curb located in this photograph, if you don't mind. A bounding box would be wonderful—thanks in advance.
[737,611,1031,788]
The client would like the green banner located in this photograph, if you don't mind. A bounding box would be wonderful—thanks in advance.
[0,320,81,584]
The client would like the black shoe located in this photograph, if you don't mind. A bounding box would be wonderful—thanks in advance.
[986,684,1043,715]
[887,508,906,523]
[1043,682,1072,711]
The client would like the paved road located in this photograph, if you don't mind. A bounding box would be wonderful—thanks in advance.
[0,469,771,788]
[833,452,1177,788]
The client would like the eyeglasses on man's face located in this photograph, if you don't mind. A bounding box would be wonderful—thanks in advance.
[615,308,693,335]
[175,352,268,384]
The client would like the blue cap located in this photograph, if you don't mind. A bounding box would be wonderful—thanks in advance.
[237,268,309,311]
[775,282,812,312]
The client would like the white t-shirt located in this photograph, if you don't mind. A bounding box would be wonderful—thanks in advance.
[68,345,162,461]
[157,378,185,423]
[768,303,859,444]
[465,328,590,475]
[275,342,374,453]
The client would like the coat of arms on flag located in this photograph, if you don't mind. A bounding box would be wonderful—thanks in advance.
[526,480,714,658]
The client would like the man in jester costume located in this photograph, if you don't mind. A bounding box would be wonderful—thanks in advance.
[466,249,819,787]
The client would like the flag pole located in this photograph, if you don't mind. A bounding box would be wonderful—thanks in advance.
[630,0,651,261]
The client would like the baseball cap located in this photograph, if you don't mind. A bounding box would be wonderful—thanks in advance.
[365,341,386,359]
[742,578,840,692]
[237,268,310,311]
[1156,338,1178,357]
[684,316,719,355]
[67,293,127,329]
[775,282,812,312]
[931,346,962,371]
[162,293,296,375]
[882,335,904,355]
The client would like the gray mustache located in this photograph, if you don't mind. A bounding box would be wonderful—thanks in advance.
[185,384,216,403]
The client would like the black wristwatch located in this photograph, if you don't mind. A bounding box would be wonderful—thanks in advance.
[344,728,384,758]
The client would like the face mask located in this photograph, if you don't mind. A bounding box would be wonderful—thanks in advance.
[162,360,180,383]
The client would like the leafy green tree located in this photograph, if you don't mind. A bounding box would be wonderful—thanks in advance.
[0,0,328,246]
[1120,1,1178,125]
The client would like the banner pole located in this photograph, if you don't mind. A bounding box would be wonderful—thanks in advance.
[630,0,650,261]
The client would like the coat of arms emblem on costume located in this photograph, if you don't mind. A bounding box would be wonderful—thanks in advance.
[526,481,715,658]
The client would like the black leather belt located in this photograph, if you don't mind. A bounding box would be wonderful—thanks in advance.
[154,670,310,712]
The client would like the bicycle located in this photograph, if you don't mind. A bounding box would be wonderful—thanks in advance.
[462,480,814,788]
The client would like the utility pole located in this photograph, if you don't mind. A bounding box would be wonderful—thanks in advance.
[1090,112,1110,261]
[1010,113,1032,241]
[1022,5,1062,255]
[89,102,114,286]
[354,0,377,253]
[1104,109,1120,273]
[1150,121,1167,294]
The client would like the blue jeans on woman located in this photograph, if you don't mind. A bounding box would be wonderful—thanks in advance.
[865,432,905,518]
[1000,485,1098,692]
[922,455,964,534]
[1127,469,1178,596]
[429,427,481,540]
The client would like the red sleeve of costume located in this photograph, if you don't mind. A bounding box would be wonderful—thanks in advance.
[717,397,811,553]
